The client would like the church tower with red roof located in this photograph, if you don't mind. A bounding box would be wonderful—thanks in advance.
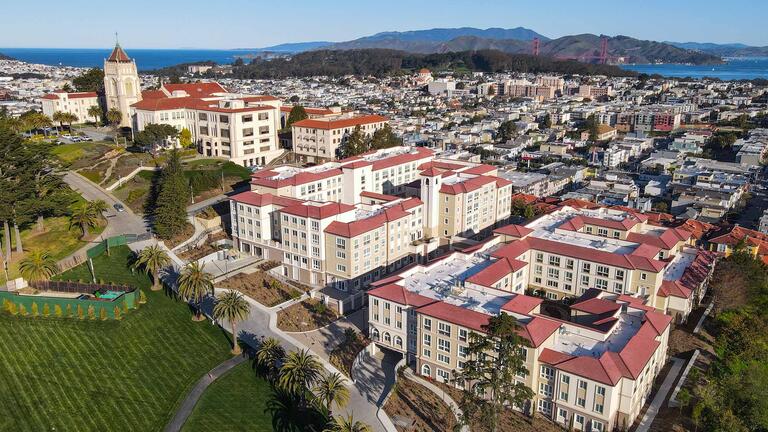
[103,38,142,127]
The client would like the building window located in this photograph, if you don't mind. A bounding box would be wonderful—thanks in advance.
[438,322,451,336]
[423,334,431,347]
[582,263,591,273]
[423,318,432,331]
[596,265,609,277]
[438,338,450,353]
[458,328,467,342]
[422,364,431,376]
[540,366,554,380]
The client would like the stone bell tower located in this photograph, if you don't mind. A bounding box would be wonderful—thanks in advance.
[103,36,141,128]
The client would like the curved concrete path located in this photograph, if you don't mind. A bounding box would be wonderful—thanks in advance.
[164,355,247,432]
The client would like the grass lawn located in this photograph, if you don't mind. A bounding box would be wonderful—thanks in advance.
[0,215,106,285]
[51,141,117,169]
[54,245,148,287]
[181,361,274,432]
[0,246,236,432]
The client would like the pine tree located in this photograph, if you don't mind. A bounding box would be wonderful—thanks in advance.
[54,304,63,317]
[77,304,84,319]
[338,125,366,158]
[19,304,28,316]
[66,303,72,317]
[114,306,122,320]
[8,302,18,315]
[139,289,147,305]
[154,149,191,239]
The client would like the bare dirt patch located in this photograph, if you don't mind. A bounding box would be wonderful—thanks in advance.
[385,374,458,432]
[277,299,338,332]
[218,271,301,307]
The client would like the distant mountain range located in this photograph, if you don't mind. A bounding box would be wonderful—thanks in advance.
[667,41,768,57]
[239,27,725,65]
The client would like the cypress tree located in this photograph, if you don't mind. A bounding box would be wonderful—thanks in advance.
[54,304,63,317]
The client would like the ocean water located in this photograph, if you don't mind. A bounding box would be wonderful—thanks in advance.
[3,48,768,80]
[0,48,261,70]
[621,57,768,80]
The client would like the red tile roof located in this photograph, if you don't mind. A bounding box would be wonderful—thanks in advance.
[440,175,499,195]
[466,257,527,288]
[230,191,302,208]
[107,44,131,62]
[493,224,533,239]
[324,199,420,238]
[163,82,227,97]
[501,295,543,315]
[417,301,491,333]
[279,202,355,220]
[360,191,399,202]
[367,284,436,308]
[627,228,691,250]
[292,114,388,130]
[571,297,621,315]
[657,280,692,299]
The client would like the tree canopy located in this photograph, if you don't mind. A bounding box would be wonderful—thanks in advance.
[286,105,308,130]
[72,68,105,93]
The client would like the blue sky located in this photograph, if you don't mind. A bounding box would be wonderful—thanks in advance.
[2,0,767,48]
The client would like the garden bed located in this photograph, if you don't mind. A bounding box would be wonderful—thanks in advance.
[276,299,338,332]
[161,223,196,249]
[329,330,368,377]
[384,373,458,432]
[434,381,563,432]
[218,270,301,307]
[177,231,230,262]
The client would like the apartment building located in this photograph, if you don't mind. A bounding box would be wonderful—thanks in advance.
[131,83,283,167]
[41,91,99,123]
[291,114,389,163]
[367,239,673,431]
[230,146,516,293]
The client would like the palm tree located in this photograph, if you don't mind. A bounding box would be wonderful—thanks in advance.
[61,112,78,130]
[87,105,102,126]
[106,108,122,143]
[212,289,251,353]
[314,372,349,415]
[18,250,59,282]
[132,244,170,291]
[255,337,286,383]
[68,201,98,238]
[51,111,65,134]
[279,349,322,405]
[177,261,214,322]
[22,112,52,136]
[89,199,108,215]
[324,415,372,432]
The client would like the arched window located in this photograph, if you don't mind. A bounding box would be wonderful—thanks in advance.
[422,364,431,376]
[383,332,391,344]
[425,178,430,185]
[394,336,402,347]
[371,328,380,341]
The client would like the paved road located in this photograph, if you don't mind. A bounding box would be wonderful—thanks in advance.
[164,355,247,432]
[187,184,250,215]
[64,171,149,237]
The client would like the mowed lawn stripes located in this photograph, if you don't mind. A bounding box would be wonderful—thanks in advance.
[0,278,232,431]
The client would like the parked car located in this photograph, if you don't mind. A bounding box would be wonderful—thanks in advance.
[113,203,125,212]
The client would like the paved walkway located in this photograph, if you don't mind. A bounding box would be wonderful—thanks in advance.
[164,355,247,432]
[634,357,685,432]
[193,288,392,432]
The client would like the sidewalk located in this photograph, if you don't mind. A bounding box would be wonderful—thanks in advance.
[634,357,685,432]
[164,355,247,432]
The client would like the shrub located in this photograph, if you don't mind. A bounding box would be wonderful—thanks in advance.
[139,290,147,305]
[100,307,107,321]
[312,301,327,315]
[87,305,96,320]
[122,300,129,313]
[31,302,39,317]
[77,305,84,319]
[290,290,302,300]
[8,302,18,315]
[19,304,28,316]
[114,306,121,320]
[54,304,63,318]
[2,299,11,313]
[66,303,73,317]
[42,303,50,317]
